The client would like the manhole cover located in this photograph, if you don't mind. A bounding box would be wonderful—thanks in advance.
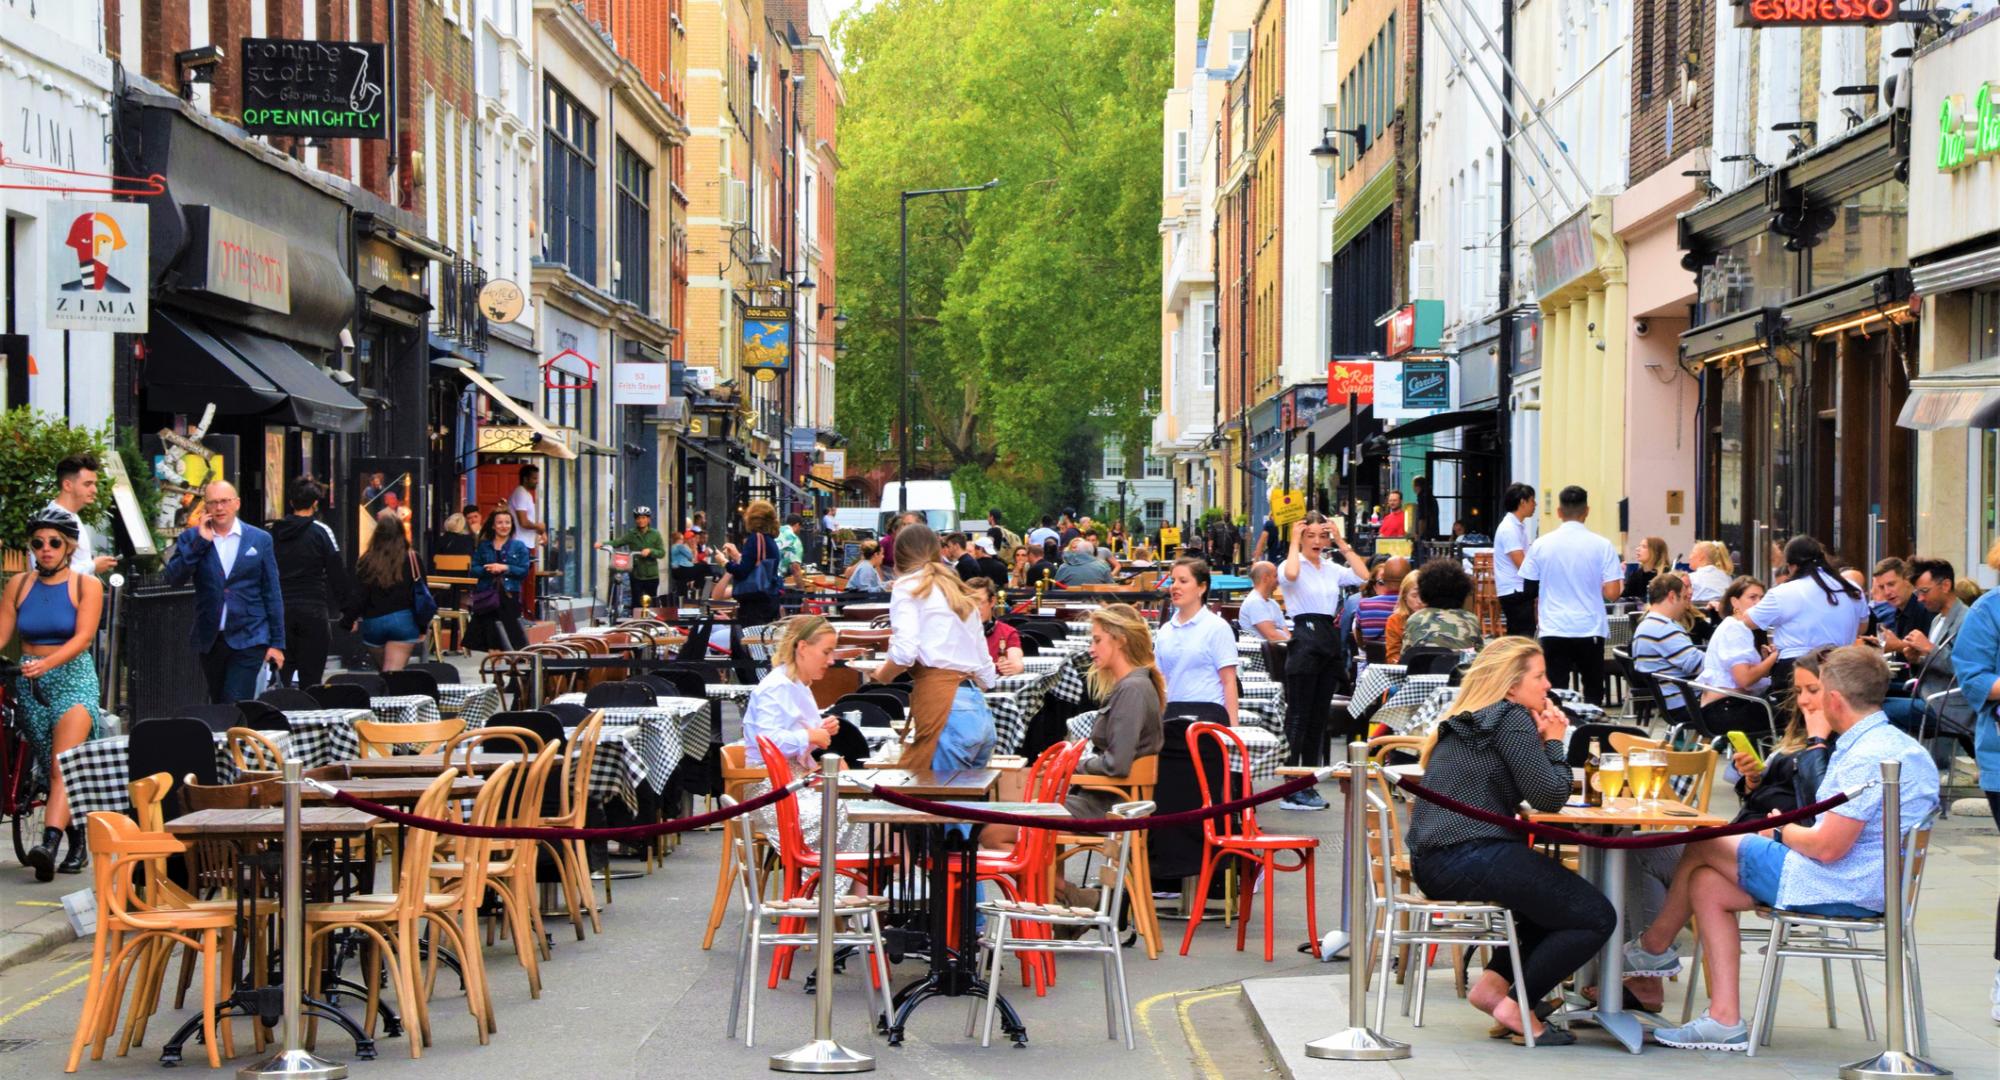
[0,1039,39,1054]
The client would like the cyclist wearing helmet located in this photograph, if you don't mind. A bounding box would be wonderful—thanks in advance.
[1,507,105,879]
[596,506,663,615]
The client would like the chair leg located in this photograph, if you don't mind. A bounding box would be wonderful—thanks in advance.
[1260,856,1277,962]
[1501,914,1535,1048]
[1822,958,1839,1029]
[868,916,896,1033]
[198,933,222,1069]
[1234,858,1256,955]
[1680,932,1704,1024]
[980,915,1008,1048]
[1410,918,1434,1026]
[1301,852,1320,953]
[1111,926,1134,1051]
[744,919,764,1047]
[1177,852,1220,956]
[1844,930,1874,1043]
[1130,837,1160,960]
[1373,904,1395,1033]
[1904,935,1929,1056]
[725,911,752,1043]
[1747,919,1785,1056]
[702,832,739,950]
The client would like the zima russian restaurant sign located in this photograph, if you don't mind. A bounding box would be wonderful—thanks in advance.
[47,201,149,333]
[1733,0,1898,26]
[239,38,389,139]
[1938,82,2000,173]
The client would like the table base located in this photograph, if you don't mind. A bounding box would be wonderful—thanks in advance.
[769,1038,877,1073]
[887,970,1025,1048]
[1558,1005,1645,1053]
[160,994,378,1066]
[234,1046,349,1080]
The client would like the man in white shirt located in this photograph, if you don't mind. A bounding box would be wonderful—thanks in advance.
[48,453,119,576]
[508,463,544,612]
[1026,515,1059,549]
[1238,561,1291,640]
[1520,485,1622,705]
[1493,482,1537,636]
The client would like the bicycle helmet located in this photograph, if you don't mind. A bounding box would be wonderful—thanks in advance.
[26,506,80,542]
[632,505,653,517]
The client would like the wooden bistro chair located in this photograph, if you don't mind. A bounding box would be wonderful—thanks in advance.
[1178,722,1319,962]
[539,712,606,939]
[223,728,285,775]
[354,718,466,757]
[702,744,771,950]
[1053,754,1162,959]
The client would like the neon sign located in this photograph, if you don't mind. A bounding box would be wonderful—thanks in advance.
[1735,0,1897,27]
[1938,83,2000,173]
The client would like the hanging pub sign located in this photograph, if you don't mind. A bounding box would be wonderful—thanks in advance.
[47,201,149,333]
[1733,0,1898,27]
[1402,359,1453,411]
[239,37,389,139]
[742,306,793,379]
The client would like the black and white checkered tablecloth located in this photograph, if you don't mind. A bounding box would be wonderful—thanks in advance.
[550,696,714,807]
[438,683,501,727]
[1407,685,1605,735]
[985,666,1062,753]
[1063,711,1286,779]
[587,728,648,811]
[1348,664,1409,718]
[704,683,754,703]
[370,694,443,726]
[57,709,367,818]
[1238,639,1268,675]
[1048,649,1097,706]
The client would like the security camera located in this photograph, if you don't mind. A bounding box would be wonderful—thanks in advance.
[1634,320,1650,338]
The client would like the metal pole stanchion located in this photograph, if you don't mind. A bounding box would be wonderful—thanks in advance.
[1839,760,1950,1080]
[1305,741,1410,1061]
[771,754,873,1073]
[238,759,345,1079]
[530,651,545,709]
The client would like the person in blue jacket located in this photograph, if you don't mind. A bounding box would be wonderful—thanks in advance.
[1949,538,2000,1023]
[164,480,285,703]
[470,507,534,654]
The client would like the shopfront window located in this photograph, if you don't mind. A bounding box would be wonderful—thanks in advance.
[1806,178,1906,293]
[1695,232,1792,327]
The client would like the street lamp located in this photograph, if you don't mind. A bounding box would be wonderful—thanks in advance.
[1311,124,1368,163]
[898,178,1001,515]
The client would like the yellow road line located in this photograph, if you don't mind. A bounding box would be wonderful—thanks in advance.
[13,900,62,907]
[0,965,90,1027]
[0,959,88,1012]
[1135,985,1245,1078]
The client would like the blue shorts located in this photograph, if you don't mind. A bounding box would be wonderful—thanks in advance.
[1736,835,1879,918]
[359,609,423,647]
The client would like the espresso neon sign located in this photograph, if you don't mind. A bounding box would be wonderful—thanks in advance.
[1938,83,2000,173]
[1735,0,1897,27]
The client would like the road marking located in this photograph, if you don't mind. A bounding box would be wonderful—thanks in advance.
[1135,984,1245,1078]
[0,963,89,1027]
[11,901,61,907]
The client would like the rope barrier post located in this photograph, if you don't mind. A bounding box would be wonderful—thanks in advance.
[530,651,545,709]
[1305,741,1409,1061]
[238,759,346,1080]
[770,754,874,1073]
[1838,760,1950,1080]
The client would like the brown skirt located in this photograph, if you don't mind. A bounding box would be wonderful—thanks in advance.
[896,664,967,770]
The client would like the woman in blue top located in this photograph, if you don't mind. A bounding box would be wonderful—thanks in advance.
[715,499,784,683]
[470,507,533,654]
[1,508,106,879]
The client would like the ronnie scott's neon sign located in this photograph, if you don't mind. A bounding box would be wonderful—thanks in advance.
[1939,83,2000,173]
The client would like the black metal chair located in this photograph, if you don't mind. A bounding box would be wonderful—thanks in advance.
[828,698,896,732]
[584,680,657,708]
[1014,633,1042,657]
[1610,647,1663,725]
[128,717,219,799]
[640,668,709,701]
[1400,647,1464,678]
[489,709,566,747]
[179,704,250,733]
[1565,722,1651,768]
[836,692,906,720]
[328,672,388,696]
[405,662,461,686]
[257,687,323,712]
[545,701,593,729]
[381,669,443,701]
[233,699,291,732]
[306,683,373,710]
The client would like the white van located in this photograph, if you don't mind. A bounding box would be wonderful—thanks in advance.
[875,481,961,535]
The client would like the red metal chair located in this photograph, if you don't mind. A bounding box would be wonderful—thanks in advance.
[971,740,1087,994]
[753,736,891,986]
[1177,722,1320,962]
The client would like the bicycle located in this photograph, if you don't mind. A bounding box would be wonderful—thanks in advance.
[0,662,52,864]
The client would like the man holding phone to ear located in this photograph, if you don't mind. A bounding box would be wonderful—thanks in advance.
[164,480,286,703]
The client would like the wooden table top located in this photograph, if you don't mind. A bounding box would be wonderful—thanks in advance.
[334,753,525,777]
[837,768,999,798]
[1528,798,1726,829]
[166,808,380,836]
[847,800,1070,826]
[305,776,484,803]
[428,575,480,587]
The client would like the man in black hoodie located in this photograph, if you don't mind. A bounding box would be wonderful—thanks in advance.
[269,479,347,687]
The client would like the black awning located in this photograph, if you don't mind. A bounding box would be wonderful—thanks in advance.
[210,325,367,433]
[144,311,289,417]
[1383,408,1495,442]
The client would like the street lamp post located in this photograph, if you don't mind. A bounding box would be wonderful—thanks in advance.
[898,179,1000,515]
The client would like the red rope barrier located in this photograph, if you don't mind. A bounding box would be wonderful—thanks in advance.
[861,771,1325,833]
[1392,775,1856,849]
[310,778,806,841]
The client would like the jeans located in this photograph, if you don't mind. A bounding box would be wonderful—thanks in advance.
[1541,635,1607,706]
[1500,591,1537,637]
[202,642,269,704]
[1412,839,1616,1003]
[933,687,996,770]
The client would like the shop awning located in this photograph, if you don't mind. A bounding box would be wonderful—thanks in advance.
[144,312,366,432]
[1383,408,1494,441]
[1896,357,2000,431]
[460,367,579,460]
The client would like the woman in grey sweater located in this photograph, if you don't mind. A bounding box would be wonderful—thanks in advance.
[1067,604,1166,818]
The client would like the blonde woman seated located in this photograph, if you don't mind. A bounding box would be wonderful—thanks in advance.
[742,616,865,852]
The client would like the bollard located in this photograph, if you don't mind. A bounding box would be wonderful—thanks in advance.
[238,759,346,1079]
[770,754,874,1073]
[1838,760,1950,1080]
[530,651,546,709]
[1304,741,1410,1061]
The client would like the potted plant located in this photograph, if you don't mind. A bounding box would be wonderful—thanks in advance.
[0,408,115,574]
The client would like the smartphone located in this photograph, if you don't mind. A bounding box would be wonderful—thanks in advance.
[1726,730,1763,768]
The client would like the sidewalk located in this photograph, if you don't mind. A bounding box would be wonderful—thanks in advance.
[1245,796,2000,1080]
[0,849,83,973]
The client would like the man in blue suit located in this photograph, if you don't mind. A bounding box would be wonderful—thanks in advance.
[165,480,287,703]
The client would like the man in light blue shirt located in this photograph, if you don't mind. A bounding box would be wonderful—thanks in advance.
[1624,645,1939,1052]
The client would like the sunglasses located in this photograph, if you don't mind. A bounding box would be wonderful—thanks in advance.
[29,537,68,551]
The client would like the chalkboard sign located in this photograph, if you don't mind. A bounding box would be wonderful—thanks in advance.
[239,37,389,139]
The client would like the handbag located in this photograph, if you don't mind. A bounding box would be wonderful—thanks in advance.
[408,552,440,624]
[733,534,778,601]
[468,582,504,616]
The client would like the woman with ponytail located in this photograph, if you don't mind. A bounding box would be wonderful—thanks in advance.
[1744,536,1867,698]
[1154,557,1240,726]
[868,523,998,769]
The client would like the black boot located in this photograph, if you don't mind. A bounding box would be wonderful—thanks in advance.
[24,826,60,882]
[57,824,87,875]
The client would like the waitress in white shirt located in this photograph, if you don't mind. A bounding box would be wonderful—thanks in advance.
[1492,483,1538,636]
[867,524,998,769]
[1698,576,1779,735]
[1154,558,1239,727]
[1277,511,1371,810]
[1743,536,1867,699]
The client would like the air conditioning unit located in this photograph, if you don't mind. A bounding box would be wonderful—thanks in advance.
[1408,240,1439,302]
[723,178,749,225]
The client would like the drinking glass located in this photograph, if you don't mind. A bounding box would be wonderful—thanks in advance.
[1595,752,1626,808]
[1629,749,1664,810]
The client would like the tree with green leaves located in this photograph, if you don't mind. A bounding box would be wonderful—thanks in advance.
[833,0,1171,507]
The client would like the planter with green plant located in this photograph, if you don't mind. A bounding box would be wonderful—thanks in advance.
[0,408,115,574]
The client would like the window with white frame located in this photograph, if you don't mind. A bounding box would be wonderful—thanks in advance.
[1173,130,1189,190]
[1145,499,1167,524]
[1102,436,1125,478]
[1229,31,1250,66]
[1144,456,1166,478]
[1198,300,1217,388]
[1324,0,1338,42]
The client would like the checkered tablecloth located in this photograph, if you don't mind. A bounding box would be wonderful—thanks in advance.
[705,683,754,703]
[1237,639,1268,675]
[550,694,713,790]
[1064,713,1286,779]
[1348,664,1409,718]
[438,683,501,727]
[587,727,648,811]
[985,665,1062,753]
[56,711,366,818]
[1402,684,1606,736]
[370,694,443,726]
[1373,675,1451,730]
[1048,649,1097,706]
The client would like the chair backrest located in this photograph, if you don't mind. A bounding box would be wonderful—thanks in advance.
[1901,814,1939,924]
[179,703,249,733]
[584,680,657,708]
[489,709,566,747]
[224,727,285,773]
[1362,639,1389,666]
[405,661,461,685]
[445,760,516,899]
[257,687,323,711]
[123,773,197,906]
[232,699,291,731]
[1610,647,1662,720]
[647,666,712,700]
[306,683,373,710]
[722,794,770,912]
[1185,722,1257,844]
[434,553,472,573]
[1566,722,1650,767]
[844,691,906,718]
[829,698,896,732]
[441,725,544,773]
[720,742,770,803]
[354,717,466,756]
[813,665,864,710]
[127,718,218,806]
[381,669,443,701]
[88,812,192,933]
[1606,732,1664,756]
[555,712,604,825]
[675,619,716,661]
[1090,800,1156,920]
[386,770,461,918]
[1401,647,1463,678]
[753,735,813,870]
[329,672,388,696]
[1259,640,1289,680]
[1014,634,1041,658]
[1662,748,1720,811]
[546,701,592,729]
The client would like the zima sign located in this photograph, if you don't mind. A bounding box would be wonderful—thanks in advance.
[1938,83,2000,173]
[47,201,149,333]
